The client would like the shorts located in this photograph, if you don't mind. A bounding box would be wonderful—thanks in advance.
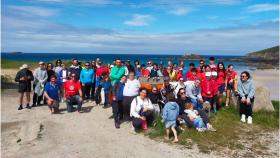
[218,83,225,93]
[227,84,234,90]
[18,84,31,93]
[165,121,176,128]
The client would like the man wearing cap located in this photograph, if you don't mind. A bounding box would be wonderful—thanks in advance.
[15,64,34,110]
[80,62,95,102]
[32,61,48,107]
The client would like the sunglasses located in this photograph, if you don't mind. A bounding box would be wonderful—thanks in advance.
[241,75,246,78]
[200,63,204,64]
[180,92,186,94]
[179,80,184,82]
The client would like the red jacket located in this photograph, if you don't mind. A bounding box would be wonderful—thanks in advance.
[96,67,109,77]
[211,79,219,95]
[141,69,150,77]
[186,70,192,79]
[226,70,237,84]
[201,79,214,97]
[176,73,184,81]
[197,72,206,81]
[217,71,226,85]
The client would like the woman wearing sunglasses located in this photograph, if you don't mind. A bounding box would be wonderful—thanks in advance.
[237,71,255,124]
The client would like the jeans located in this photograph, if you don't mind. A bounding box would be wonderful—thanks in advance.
[191,98,203,110]
[66,95,83,112]
[91,82,95,100]
[112,100,123,123]
[132,111,153,129]
[194,117,205,128]
[178,109,208,128]
[95,88,101,104]
[104,92,110,106]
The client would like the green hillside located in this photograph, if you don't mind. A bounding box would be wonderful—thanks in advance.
[246,46,279,61]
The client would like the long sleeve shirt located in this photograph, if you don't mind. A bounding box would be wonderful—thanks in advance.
[130,96,154,118]
[237,78,256,99]
[186,82,202,100]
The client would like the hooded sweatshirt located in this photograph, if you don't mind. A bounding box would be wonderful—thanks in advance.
[162,102,179,122]
[237,78,255,99]
[80,68,95,84]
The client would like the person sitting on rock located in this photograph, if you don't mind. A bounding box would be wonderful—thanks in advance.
[238,71,255,124]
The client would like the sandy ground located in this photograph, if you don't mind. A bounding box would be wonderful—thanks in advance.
[2,89,222,158]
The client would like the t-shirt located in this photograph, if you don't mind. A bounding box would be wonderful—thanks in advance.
[44,82,61,101]
[226,70,237,83]
[217,71,226,85]
[64,80,81,96]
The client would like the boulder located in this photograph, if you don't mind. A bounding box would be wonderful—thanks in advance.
[231,85,275,112]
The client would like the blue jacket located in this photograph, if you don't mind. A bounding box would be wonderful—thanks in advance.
[112,81,125,101]
[162,102,179,122]
[80,69,95,84]
[103,81,112,93]
[238,78,255,99]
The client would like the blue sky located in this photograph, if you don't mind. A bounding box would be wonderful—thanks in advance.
[2,0,279,55]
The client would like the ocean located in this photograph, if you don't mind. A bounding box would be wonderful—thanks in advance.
[1,53,255,72]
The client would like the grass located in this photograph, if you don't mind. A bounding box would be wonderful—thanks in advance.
[1,59,37,69]
[149,101,279,154]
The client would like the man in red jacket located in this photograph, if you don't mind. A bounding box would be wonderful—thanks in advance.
[201,72,213,106]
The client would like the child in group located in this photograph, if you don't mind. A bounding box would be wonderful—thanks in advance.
[162,93,179,143]
[103,75,112,108]
[184,102,207,132]
[95,75,104,106]
[201,72,214,105]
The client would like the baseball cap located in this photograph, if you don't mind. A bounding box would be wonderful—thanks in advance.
[206,72,212,77]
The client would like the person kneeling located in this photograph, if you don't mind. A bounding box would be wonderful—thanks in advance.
[64,73,83,113]
[44,75,61,114]
[162,93,179,143]
[130,88,154,132]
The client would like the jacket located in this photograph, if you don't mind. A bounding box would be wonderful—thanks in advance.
[186,81,202,100]
[112,80,125,101]
[80,68,95,84]
[15,68,34,86]
[237,78,255,99]
[162,102,179,122]
[201,79,214,97]
[130,96,154,118]
[110,66,125,86]
[33,67,48,85]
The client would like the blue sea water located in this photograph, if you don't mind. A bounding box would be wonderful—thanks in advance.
[1,53,255,72]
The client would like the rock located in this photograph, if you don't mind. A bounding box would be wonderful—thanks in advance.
[253,86,275,112]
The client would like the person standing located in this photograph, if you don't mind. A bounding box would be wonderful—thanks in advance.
[44,75,61,114]
[112,75,127,128]
[32,61,48,107]
[80,62,95,102]
[64,73,83,113]
[123,72,141,120]
[225,64,238,106]
[238,71,255,124]
[110,59,125,86]
[69,59,82,80]
[15,64,34,110]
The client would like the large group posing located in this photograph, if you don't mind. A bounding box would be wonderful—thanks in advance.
[15,57,256,143]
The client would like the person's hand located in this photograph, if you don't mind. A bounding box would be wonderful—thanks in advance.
[229,79,233,84]
[140,116,146,120]
[224,86,227,92]
[20,77,26,81]
[143,107,148,112]
[246,98,251,105]
[49,98,54,102]
[241,97,246,103]
[112,96,116,101]
[80,97,83,102]
[198,98,203,103]
[82,84,85,86]
[207,91,211,94]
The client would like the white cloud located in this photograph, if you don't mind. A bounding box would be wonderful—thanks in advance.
[8,5,57,17]
[247,3,278,13]
[124,14,154,26]
[169,7,193,16]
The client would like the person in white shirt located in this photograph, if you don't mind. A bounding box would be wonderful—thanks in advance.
[123,72,141,120]
[185,78,203,110]
[130,88,154,131]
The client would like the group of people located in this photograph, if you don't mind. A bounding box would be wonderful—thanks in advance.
[15,56,256,142]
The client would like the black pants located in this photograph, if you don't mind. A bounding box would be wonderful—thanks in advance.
[95,88,101,104]
[123,96,136,119]
[112,100,123,123]
[132,111,153,129]
[104,92,110,106]
[82,83,92,100]
[239,96,254,117]
[178,109,209,128]
[91,82,95,100]
[32,84,43,105]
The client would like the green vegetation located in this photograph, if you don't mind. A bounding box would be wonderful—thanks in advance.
[149,101,279,154]
[1,60,37,69]
[246,46,279,60]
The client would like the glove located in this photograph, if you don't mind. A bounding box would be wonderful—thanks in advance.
[246,97,251,105]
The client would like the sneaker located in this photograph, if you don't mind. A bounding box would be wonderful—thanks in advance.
[26,104,31,109]
[240,114,246,123]
[115,122,120,129]
[196,128,206,132]
[207,124,217,132]
[108,115,114,119]
[31,104,37,107]
[247,116,253,124]
[18,105,23,110]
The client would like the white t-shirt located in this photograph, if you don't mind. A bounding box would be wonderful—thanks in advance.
[130,96,154,118]
[184,109,200,119]
[123,79,141,97]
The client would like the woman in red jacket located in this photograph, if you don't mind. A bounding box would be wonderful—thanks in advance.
[225,64,238,106]
[211,71,219,113]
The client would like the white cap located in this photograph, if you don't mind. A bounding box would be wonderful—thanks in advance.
[20,64,28,70]
[38,61,44,65]
[211,71,217,76]
[206,72,212,77]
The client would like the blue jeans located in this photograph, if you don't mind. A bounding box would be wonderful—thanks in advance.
[194,117,205,128]
[66,95,82,112]
[191,98,203,110]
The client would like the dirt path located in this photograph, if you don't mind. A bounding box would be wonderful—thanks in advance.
[2,89,221,158]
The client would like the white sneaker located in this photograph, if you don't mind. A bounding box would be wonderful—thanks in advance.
[240,114,246,123]
[247,116,253,124]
